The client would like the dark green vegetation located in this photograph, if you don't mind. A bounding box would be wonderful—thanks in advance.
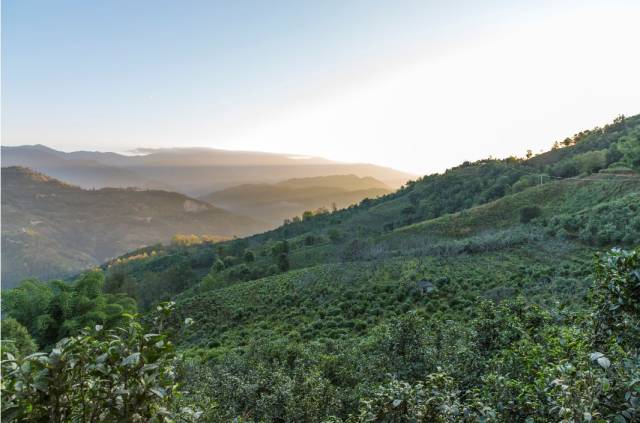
[1,166,269,287]
[2,270,136,349]
[3,250,639,422]
[200,174,391,225]
[0,318,37,358]
[182,250,640,422]
[2,114,640,421]
[1,303,201,422]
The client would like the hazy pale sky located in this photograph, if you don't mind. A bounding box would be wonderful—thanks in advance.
[2,0,639,174]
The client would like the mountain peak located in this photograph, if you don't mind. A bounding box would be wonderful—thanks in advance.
[2,165,72,185]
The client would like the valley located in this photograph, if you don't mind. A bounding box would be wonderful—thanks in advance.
[2,114,640,421]
[0,167,269,287]
[200,174,392,225]
[1,145,412,195]
[3,2,639,420]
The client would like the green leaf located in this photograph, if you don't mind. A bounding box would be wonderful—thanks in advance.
[122,352,141,366]
[141,363,160,372]
[150,387,167,398]
[597,356,611,369]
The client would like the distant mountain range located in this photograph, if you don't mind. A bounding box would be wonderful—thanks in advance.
[1,166,270,287]
[1,145,410,285]
[201,174,392,225]
[1,145,413,195]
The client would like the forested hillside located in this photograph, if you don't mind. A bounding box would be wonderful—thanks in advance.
[1,167,269,287]
[2,114,640,422]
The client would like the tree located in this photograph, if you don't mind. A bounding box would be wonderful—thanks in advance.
[74,270,105,299]
[163,262,195,295]
[277,253,290,272]
[243,249,255,263]
[271,240,289,256]
[211,258,225,272]
[1,279,53,339]
[519,206,542,223]
[373,311,430,380]
[613,114,626,125]
[408,192,420,207]
[223,256,237,268]
[229,264,252,281]
[401,205,416,216]
[511,175,538,193]
[592,248,640,348]
[171,233,203,246]
[573,150,607,174]
[304,234,316,246]
[0,318,37,358]
[328,229,343,244]
[616,133,640,169]
[2,271,136,349]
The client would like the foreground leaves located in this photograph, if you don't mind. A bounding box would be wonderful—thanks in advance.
[1,302,200,422]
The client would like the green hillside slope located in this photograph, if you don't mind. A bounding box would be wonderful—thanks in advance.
[2,114,639,422]
[83,115,639,344]
[163,174,638,352]
[91,113,639,321]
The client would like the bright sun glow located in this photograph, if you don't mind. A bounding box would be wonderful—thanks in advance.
[2,1,639,175]
[223,4,640,174]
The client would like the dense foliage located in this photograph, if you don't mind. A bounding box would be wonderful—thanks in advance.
[1,166,267,287]
[0,318,37,358]
[173,249,639,422]
[543,192,640,245]
[2,115,639,421]
[1,270,136,349]
[1,303,200,422]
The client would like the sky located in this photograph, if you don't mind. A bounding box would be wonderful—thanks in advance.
[2,0,640,175]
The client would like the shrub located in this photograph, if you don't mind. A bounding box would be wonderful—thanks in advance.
[243,249,255,263]
[0,318,37,358]
[328,229,344,244]
[304,234,317,246]
[223,256,237,268]
[510,175,538,193]
[348,375,494,423]
[1,303,200,422]
[211,258,225,272]
[519,206,542,223]
[574,149,608,174]
[278,253,290,272]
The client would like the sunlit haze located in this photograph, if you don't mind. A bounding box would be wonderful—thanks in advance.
[3,0,639,174]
